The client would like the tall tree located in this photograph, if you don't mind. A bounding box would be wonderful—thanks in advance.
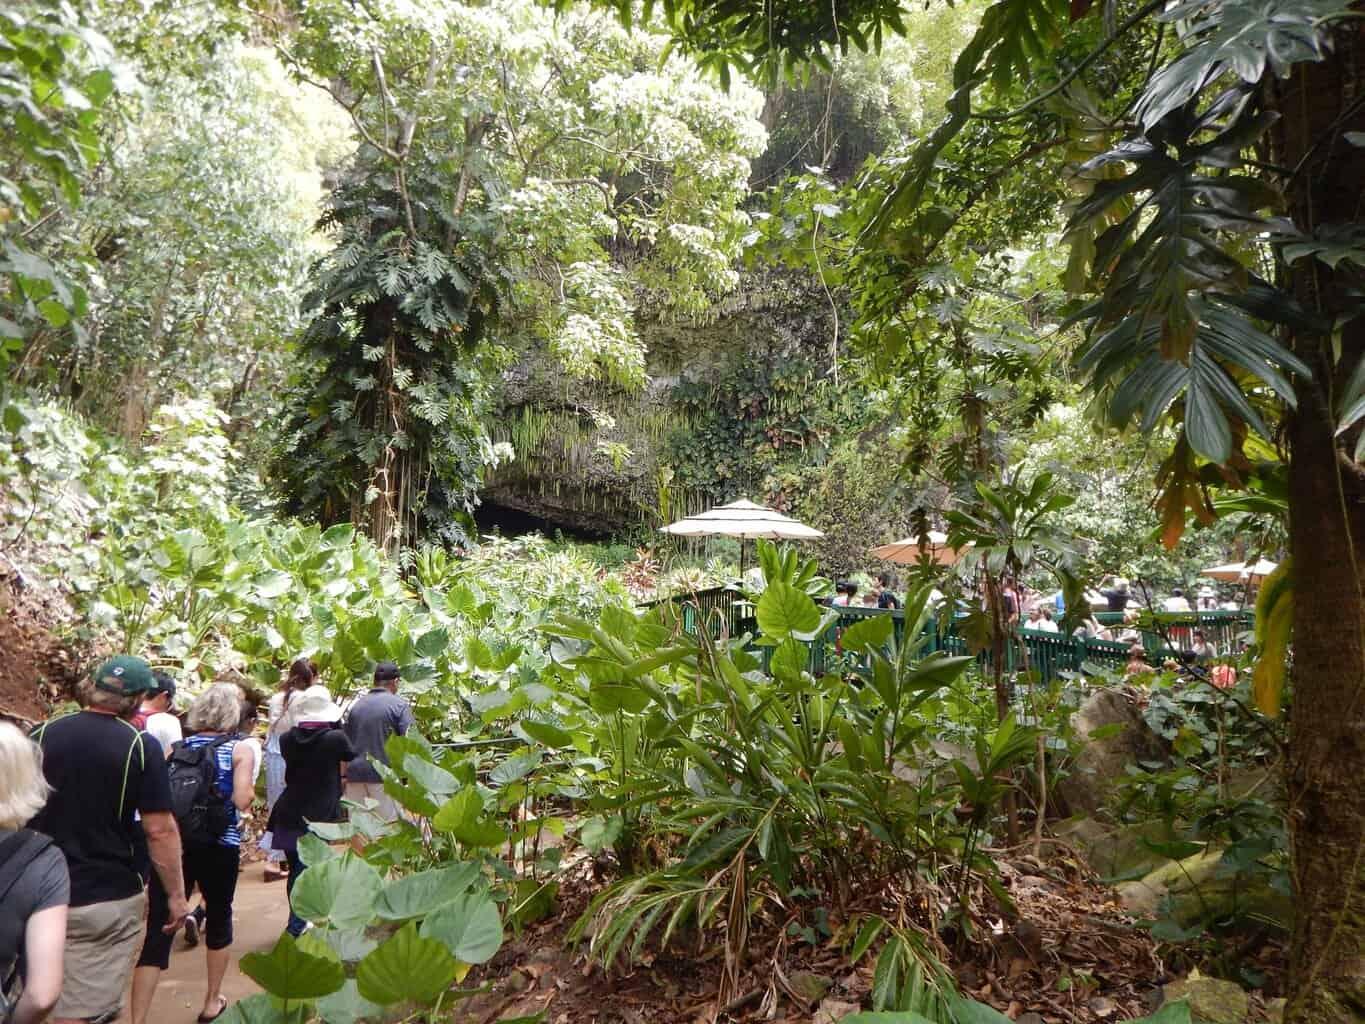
[844,2,1365,1018]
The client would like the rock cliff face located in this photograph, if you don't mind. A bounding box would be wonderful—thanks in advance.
[481,270,838,536]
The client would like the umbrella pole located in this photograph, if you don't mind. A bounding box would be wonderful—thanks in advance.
[740,538,746,580]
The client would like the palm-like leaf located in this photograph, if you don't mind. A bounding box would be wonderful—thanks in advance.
[1136,0,1347,129]
[1069,92,1312,462]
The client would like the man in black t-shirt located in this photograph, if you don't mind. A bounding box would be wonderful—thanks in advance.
[1099,575,1131,613]
[875,572,901,610]
[30,656,190,1024]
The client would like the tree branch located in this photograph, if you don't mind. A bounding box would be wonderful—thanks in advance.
[973,0,1168,123]
[548,177,615,206]
[274,46,398,160]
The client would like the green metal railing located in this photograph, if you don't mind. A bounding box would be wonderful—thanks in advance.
[653,588,1253,685]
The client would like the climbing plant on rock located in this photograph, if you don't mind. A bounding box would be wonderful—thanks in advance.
[270,0,766,551]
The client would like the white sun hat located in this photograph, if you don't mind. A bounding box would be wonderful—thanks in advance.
[291,684,342,723]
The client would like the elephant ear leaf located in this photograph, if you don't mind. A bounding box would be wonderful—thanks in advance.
[238,934,345,1001]
[1252,558,1293,718]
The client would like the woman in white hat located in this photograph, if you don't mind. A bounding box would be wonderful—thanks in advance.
[263,685,355,937]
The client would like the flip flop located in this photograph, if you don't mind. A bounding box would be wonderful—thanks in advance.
[197,995,228,1023]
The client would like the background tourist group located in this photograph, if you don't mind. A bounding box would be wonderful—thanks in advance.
[834,572,1244,685]
[0,654,415,1024]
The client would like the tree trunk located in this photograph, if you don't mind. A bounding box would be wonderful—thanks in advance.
[1273,17,1365,1021]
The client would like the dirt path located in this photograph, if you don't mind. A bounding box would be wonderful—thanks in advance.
[135,870,283,1020]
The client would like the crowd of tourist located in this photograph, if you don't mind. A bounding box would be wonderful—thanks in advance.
[0,654,417,1024]
[828,569,1249,686]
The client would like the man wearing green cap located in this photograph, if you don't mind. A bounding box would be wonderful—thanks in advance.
[29,656,190,1024]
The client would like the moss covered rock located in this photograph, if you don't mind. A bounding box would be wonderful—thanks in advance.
[1056,816,1178,880]
[1161,973,1250,1023]
[1117,850,1290,931]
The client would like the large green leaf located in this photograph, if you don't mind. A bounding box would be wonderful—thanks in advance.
[578,815,624,854]
[519,719,575,748]
[316,979,383,1024]
[419,891,504,964]
[953,0,1065,90]
[490,751,541,787]
[1081,300,1307,461]
[432,787,483,830]
[1338,354,1365,460]
[451,817,508,848]
[839,614,894,655]
[238,934,346,1001]
[356,923,458,1006]
[323,928,379,963]
[588,678,651,714]
[289,854,383,931]
[1252,558,1293,718]
[373,863,482,921]
[839,1014,935,1024]
[414,626,449,658]
[216,994,303,1024]
[1136,0,1343,128]
[402,753,460,798]
[756,581,821,640]
[946,994,1014,1023]
[768,637,809,681]
[296,833,338,867]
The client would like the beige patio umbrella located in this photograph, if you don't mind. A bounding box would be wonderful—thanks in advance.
[660,499,824,574]
[1200,558,1278,583]
[871,531,970,567]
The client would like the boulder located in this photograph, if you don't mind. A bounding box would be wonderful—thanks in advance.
[1161,972,1250,1024]
[1117,850,1291,931]
[1055,817,1178,880]
[1055,687,1168,816]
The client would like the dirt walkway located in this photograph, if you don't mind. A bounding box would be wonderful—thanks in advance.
[135,870,282,1020]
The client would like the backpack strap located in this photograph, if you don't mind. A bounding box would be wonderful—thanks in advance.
[0,830,53,906]
[31,713,148,818]
[114,719,148,817]
[204,735,236,790]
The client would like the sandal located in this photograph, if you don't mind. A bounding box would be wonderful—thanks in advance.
[198,996,228,1023]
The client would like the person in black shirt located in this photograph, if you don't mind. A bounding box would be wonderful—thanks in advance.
[265,686,356,937]
[30,656,189,1024]
[1099,575,1131,613]
[876,572,901,610]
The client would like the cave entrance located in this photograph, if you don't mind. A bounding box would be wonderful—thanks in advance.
[473,500,613,542]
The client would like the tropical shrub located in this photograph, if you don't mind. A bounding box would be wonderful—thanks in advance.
[546,581,1040,996]
[0,397,630,741]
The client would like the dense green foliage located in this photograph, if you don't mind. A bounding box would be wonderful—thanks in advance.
[268,0,767,550]
[0,4,120,392]
[3,0,1358,1018]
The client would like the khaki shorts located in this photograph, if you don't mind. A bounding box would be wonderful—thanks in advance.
[344,781,402,823]
[54,890,147,1020]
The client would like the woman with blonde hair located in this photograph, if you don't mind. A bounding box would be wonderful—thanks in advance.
[131,684,254,1024]
[0,721,69,1024]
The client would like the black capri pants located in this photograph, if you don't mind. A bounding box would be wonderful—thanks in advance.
[138,842,241,968]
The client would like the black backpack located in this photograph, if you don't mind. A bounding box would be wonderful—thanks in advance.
[167,736,235,847]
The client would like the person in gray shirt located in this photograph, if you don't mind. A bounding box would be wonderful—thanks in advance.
[343,662,415,828]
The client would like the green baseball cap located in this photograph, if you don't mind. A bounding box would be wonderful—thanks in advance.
[92,655,156,696]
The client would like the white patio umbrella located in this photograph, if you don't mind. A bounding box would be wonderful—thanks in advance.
[1200,558,1278,583]
[660,499,824,574]
[871,531,970,567]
